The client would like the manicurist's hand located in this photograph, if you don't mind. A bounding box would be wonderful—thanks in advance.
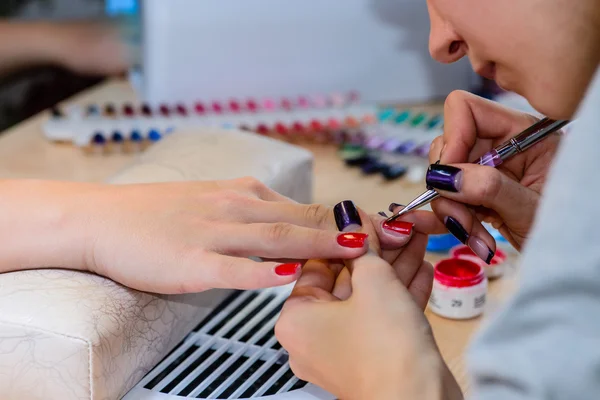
[51,21,131,76]
[275,223,463,400]
[420,90,562,254]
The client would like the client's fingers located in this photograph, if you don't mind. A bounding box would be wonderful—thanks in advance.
[214,222,369,259]
[176,254,302,292]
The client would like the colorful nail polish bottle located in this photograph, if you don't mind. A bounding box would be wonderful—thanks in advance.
[312,95,328,108]
[175,104,188,116]
[395,140,418,154]
[377,108,396,122]
[382,164,408,181]
[212,102,223,114]
[407,112,428,128]
[274,122,288,136]
[91,132,106,154]
[330,93,345,108]
[194,102,206,115]
[141,103,152,117]
[297,96,310,109]
[148,129,162,142]
[246,99,259,112]
[393,110,412,125]
[112,131,124,143]
[130,130,143,143]
[292,121,305,134]
[104,104,116,117]
[348,91,360,103]
[426,114,444,130]
[256,124,270,135]
[92,132,106,145]
[159,104,170,117]
[86,104,99,116]
[229,100,241,113]
[280,98,293,111]
[451,245,508,279]
[263,99,276,111]
[361,159,387,174]
[123,104,135,117]
[429,258,488,320]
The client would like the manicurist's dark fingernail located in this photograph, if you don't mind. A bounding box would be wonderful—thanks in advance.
[426,164,463,192]
[445,217,495,264]
[388,203,404,213]
[444,216,469,244]
[334,200,362,232]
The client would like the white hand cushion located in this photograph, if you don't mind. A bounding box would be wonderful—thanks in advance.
[0,129,313,400]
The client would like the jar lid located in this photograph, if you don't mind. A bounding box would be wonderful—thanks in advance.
[434,258,485,288]
[450,244,507,265]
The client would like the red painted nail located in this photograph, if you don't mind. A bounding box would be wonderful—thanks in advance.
[275,263,301,276]
[382,221,414,236]
[337,233,368,248]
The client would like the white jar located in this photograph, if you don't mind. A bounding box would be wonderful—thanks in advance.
[450,244,507,279]
[429,258,488,320]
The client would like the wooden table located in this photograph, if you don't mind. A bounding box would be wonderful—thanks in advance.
[0,78,515,394]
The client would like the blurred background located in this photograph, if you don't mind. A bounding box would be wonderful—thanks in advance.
[0,0,137,131]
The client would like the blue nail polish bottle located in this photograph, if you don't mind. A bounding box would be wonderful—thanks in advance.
[87,104,99,116]
[395,141,417,154]
[148,129,162,142]
[92,132,106,145]
[361,159,387,174]
[130,130,143,142]
[382,164,408,180]
[426,114,444,130]
[393,110,411,125]
[377,108,396,122]
[112,131,124,143]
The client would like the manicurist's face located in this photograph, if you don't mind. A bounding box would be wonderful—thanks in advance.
[426,0,600,119]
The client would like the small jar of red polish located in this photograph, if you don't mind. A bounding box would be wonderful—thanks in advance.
[450,245,507,279]
[429,258,488,320]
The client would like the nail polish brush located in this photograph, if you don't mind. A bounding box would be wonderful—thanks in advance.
[386,117,570,223]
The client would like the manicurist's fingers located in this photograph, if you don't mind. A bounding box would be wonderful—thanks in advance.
[431,198,496,264]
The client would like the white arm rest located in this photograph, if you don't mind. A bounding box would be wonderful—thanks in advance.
[0,129,313,400]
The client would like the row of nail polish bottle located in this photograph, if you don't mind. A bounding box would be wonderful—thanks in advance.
[80,127,173,153]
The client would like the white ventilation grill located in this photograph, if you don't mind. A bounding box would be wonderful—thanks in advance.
[123,287,335,399]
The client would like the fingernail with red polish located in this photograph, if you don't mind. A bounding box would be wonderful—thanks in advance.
[382,220,414,237]
[275,263,302,276]
[337,233,369,248]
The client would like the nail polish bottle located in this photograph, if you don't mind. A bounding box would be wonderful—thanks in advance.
[429,258,488,320]
[450,245,508,279]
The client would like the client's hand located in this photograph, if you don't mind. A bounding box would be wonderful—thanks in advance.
[416,90,562,253]
[275,237,463,400]
[85,178,383,294]
[0,180,441,295]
